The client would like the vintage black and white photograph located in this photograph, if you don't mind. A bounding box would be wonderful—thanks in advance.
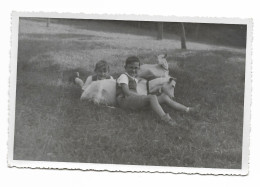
[8,12,251,175]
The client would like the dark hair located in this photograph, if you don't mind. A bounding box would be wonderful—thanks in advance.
[94,60,110,72]
[125,56,140,67]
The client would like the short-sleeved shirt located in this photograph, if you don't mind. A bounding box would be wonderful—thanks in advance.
[82,75,113,90]
[116,73,149,110]
[116,73,138,97]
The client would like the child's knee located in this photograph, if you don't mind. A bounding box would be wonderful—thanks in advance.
[158,93,171,104]
[162,93,171,100]
[147,95,158,102]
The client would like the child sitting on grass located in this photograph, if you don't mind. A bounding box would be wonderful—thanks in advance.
[116,56,199,127]
[74,60,114,91]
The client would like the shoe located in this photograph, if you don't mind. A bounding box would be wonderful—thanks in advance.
[188,104,201,114]
[161,113,178,127]
[69,72,80,84]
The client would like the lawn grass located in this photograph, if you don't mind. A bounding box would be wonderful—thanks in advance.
[13,18,246,169]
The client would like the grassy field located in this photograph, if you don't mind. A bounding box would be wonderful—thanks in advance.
[13,18,246,169]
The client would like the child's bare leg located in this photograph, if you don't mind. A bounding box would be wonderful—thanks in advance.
[146,95,166,117]
[157,94,188,112]
[75,77,84,88]
[145,95,177,126]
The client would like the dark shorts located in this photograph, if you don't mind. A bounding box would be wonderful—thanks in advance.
[117,95,149,110]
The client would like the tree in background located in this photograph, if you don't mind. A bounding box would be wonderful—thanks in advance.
[137,22,141,29]
[46,18,50,27]
[157,22,163,40]
[194,23,200,39]
[180,23,187,49]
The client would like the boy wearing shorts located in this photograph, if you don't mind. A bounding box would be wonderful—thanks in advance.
[116,56,199,126]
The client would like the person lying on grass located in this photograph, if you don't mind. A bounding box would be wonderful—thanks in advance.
[74,60,114,91]
[116,56,200,127]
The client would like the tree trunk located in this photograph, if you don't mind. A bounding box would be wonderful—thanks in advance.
[46,18,50,27]
[195,24,200,39]
[180,23,187,49]
[137,22,141,29]
[157,22,163,40]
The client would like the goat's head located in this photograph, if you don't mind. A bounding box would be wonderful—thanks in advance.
[161,77,176,99]
[157,54,168,71]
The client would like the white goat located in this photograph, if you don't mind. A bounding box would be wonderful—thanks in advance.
[138,54,169,80]
[80,79,116,106]
[80,77,176,106]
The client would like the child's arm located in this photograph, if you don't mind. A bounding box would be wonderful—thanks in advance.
[120,83,139,97]
[117,74,139,97]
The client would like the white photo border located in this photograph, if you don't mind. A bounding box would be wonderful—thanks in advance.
[8,12,253,175]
